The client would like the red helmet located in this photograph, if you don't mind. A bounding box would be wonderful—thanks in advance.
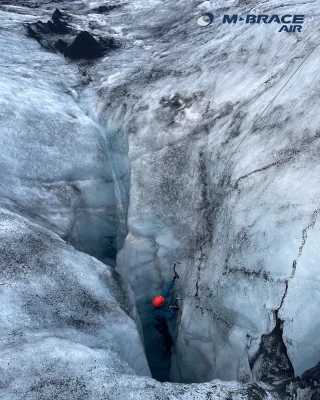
[152,296,165,307]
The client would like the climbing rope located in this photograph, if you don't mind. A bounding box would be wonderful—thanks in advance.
[221,39,320,179]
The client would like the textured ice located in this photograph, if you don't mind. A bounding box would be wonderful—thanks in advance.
[1,0,320,397]
[0,208,151,395]
[103,0,320,384]
[0,207,279,398]
[0,10,129,264]
[0,210,312,399]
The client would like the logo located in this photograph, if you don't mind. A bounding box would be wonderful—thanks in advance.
[197,12,215,27]
[197,13,305,33]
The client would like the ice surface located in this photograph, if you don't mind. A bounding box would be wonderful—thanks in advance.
[1,0,320,395]
[102,0,320,383]
[0,207,280,398]
[0,208,150,393]
[0,207,315,398]
[0,10,129,263]
[280,217,320,375]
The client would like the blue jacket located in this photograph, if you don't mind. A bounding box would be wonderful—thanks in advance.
[153,279,177,324]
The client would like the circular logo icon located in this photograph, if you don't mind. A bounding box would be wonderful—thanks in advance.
[197,12,214,26]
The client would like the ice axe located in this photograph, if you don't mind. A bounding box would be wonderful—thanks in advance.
[170,262,181,308]
[173,261,181,279]
[169,298,183,310]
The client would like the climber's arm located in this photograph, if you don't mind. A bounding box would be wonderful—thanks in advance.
[160,279,175,299]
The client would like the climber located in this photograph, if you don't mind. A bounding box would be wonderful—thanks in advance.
[152,272,180,357]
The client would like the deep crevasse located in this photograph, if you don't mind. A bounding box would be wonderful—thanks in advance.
[1,0,320,398]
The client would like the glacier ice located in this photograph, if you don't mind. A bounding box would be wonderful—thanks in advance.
[103,0,320,385]
[0,208,150,391]
[1,0,320,398]
[0,207,283,399]
[0,9,130,266]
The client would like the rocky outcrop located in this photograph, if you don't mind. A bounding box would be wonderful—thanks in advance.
[26,9,71,50]
[26,9,120,59]
[64,31,118,60]
[64,31,103,59]
[91,4,122,14]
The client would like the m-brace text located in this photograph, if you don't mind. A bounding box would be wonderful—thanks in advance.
[223,14,305,32]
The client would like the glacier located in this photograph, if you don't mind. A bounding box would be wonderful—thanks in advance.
[111,0,320,385]
[0,7,130,266]
[0,0,320,398]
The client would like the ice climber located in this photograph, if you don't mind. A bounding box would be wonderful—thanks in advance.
[152,272,180,357]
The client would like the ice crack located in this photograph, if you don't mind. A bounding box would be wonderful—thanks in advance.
[276,208,320,316]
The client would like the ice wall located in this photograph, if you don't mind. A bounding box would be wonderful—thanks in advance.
[104,0,320,383]
[0,8,129,265]
[0,209,316,399]
[2,0,320,390]
[0,207,150,396]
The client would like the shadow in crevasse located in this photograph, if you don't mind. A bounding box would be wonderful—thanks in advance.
[143,319,175,382]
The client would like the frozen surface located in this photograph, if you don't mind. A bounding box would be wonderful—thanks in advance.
[0,8,129,264]
[104,0,320,384]
[0,208,280,399]
[0,208,151,395]
[1,0,320,393]
[0,208,317,398]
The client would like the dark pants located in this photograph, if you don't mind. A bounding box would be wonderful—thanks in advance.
[154,322,174,351]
